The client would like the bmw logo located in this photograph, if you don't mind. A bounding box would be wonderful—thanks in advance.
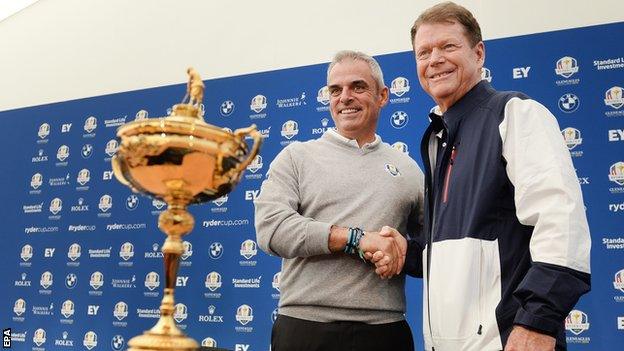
[220,100,235,116]
[209,242,223,259]
[271,308,279,323]
[65,273,77,289]
[558,93,580,113]
[126,194,139,211]
[111,335,125,350]
[81,144,93,158]
[390,111,409,129]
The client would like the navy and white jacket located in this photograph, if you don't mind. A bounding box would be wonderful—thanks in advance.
[405,81,591,351]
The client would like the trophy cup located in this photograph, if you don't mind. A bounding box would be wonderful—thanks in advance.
[112,68,262,350]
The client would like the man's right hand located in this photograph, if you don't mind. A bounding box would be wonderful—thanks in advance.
[360,226,406,278]
[364,226,407,278]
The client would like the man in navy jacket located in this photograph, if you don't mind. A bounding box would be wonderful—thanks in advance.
[373,2,591,350]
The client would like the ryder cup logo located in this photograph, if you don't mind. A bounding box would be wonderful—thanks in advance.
[604,86,624,109]
[281,120,299,139]
[84,116,97,133]
[99,194,113,212]
[609,162,624,186]
[83,331,98,350]
[61,299,75,318]
[390,77,410,97]
[77,168,90,185]
[33,328,47,346]
[49,197,63,214]
[174,303,188,323]
[202,337,217,348]
[21,244,33,261]
[390,111,409,129]
[57,145,70,161]
[272,272,281,291]
[565,310,590,335]
[145,272,160,291]
[555,56,579,78]
[240,239,258,259]
[317,86,330,105]
[562,128,583,149]
[212,195,228,207]
[385,164,401,177]
[14,298,26,316]
[614,269,624,293]
[31,173,43,189]
[152,199,166,210]
[114,301,129,320]
[181,241,193,260]
[40,271,53,289]
[119,242,135,261]
[81,143,93,158]
[68,243,81,261]
[481,67,492,82]
[558,93,580,113]
[236,304,254,325]
[90,271,104,290]
[38,123,51,139]
[105,139,119,157]
[205,271,222,291]
[135,109,149,120]
[392,141,409,154]
[209,242,223,259]
[220,100,235,116]
[250,95,267,113]
[247,155,263,173]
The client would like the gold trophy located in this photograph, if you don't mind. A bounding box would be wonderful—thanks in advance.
[112,68,262,350]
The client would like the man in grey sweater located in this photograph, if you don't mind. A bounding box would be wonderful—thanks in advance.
[254,50,424,351]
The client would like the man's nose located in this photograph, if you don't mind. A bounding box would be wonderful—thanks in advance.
[430,47,446,64]
[339,88,353,103]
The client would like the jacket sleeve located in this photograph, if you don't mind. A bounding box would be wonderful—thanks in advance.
[254,145,332,259]
[499,97,591,336]
[404,166,426,278]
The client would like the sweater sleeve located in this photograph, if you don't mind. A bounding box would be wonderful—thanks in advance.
[254,145,332,259]
[499,97,591,335]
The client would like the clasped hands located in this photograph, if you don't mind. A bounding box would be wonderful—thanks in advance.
[359,226,406,279]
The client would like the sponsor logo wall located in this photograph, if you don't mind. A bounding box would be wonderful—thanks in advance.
[0,23,622,350]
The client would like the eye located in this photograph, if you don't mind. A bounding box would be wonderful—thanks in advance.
[353,85,366,93]
[444,43,458,51]
[329,87,341,97]
[416,50,431,60]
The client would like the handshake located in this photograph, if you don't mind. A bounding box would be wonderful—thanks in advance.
[360,226,407,279]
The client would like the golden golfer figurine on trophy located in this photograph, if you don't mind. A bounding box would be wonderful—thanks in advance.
[112,68,262,351]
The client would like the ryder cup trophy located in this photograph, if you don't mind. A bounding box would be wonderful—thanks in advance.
[111,68,262,350]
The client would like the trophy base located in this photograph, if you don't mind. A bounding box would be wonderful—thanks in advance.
[128,332,199,351]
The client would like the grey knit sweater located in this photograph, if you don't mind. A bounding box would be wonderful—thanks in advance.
[254,130,424,324]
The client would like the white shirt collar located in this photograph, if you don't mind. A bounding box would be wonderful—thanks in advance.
[326,129,381,149]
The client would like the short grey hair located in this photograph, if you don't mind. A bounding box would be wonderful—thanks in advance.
[327,50,385,91]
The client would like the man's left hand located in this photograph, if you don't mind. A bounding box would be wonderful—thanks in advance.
[504,325,555,351]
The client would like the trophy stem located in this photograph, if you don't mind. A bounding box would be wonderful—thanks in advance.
[128,200,199,351]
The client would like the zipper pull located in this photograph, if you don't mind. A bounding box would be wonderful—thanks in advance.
[477,324,483,335]
[449,145,457,165]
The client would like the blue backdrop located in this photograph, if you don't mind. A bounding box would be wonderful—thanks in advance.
[1,22,623,350]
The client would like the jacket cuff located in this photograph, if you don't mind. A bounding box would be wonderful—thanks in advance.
[513,307,561,337]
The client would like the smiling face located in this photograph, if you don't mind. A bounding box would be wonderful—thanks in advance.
[327,59,388,144]
[413,21,484,112]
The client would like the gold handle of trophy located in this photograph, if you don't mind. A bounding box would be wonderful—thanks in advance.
[111,155,131,187]
[234,125,263,173]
